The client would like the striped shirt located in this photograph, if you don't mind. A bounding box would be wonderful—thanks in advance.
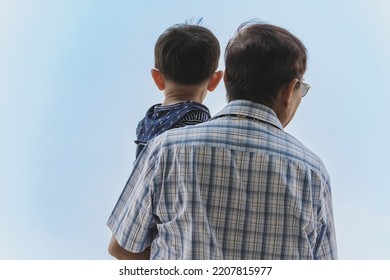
[134,101,210,158]
[108,100,337,260]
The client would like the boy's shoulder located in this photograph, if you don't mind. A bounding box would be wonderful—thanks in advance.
[136,101,211,144]
[144,101,210,122]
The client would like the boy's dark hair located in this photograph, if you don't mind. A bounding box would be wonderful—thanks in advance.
[224,22,307,107]
[154,24,220,85]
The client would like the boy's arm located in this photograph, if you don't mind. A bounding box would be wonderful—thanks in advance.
[108,235,150,260]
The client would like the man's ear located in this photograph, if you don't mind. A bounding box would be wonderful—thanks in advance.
[223,71,228,83]
[207,70,223,92]
[151,68,165,91]
[281,79,298,107]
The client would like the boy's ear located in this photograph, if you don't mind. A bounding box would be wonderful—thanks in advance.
[151,68,165,90]
[207,70,223,92]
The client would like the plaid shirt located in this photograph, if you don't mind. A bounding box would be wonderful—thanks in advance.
[107,100,337,260]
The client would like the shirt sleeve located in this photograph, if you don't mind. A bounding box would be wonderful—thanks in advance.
[107,151,158,253]
[313,182,338,259]
[174,109,210,128]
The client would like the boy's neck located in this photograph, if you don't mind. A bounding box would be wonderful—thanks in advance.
[162,83,208,106]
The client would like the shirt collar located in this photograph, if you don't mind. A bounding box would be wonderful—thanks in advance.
[213,100,284,130]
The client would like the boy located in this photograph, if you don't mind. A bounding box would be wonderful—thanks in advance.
[134,23,223,158]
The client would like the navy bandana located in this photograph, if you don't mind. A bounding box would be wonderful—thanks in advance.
[135,101,210,144]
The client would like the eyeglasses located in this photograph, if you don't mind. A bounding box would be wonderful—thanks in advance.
[297,81,311,97]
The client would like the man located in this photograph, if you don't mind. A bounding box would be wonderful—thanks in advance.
[107,22,338,260]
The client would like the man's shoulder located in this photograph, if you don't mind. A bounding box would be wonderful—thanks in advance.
[152,119,214,143]
[284,132,330,182]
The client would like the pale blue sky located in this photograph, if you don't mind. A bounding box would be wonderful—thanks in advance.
[1,0,389,259]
